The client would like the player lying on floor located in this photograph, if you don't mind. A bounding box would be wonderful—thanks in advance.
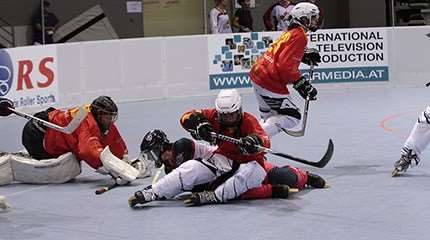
[0,96,149,186]
[128,129,326,207]
[128,89,325,208]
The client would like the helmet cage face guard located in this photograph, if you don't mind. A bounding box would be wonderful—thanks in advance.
[91,102,119,130]
[217,109,242,127]
[140,130,170,168]
[303,14,319,32]
[141,148,163,168]
[98,111,118,123]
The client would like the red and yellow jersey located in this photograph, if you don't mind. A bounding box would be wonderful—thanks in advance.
[249,27,307,95]
[180,108,270,166]
[44,105,127,169]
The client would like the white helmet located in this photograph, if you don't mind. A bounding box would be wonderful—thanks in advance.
[289,2,320,32]
[215,89,243,126]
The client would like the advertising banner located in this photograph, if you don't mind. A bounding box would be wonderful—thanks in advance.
[208,28,388,89]
[308,28,388,83]
[0,45,59,109]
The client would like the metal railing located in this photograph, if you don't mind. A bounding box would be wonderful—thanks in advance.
[0,16,15,48]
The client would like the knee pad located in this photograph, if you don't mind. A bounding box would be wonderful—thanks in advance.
[277,108,301,120]
[267,166,307,189]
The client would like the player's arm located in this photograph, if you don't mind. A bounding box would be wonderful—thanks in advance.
[180,110,215,143]
[237,113,270,156]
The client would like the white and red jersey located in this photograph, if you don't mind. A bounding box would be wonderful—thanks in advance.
[209,7,232,34]
[271,4,294,31]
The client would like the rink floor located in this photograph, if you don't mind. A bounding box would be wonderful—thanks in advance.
[1,85,430,240]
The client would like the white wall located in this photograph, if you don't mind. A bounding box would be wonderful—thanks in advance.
[3,26,430,110]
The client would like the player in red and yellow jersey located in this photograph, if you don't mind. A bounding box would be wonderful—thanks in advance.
[249,2,321,137]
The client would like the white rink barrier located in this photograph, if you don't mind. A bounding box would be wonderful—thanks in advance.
[0,26,430,111]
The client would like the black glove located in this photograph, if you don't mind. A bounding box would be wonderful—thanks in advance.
[293,76,317,101]
[182,112,209,139]
[301,48,321,66]
[196,122,215,143]
[239,135,262,155]
[0,98,14,117]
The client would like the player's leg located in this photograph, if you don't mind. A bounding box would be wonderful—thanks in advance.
[129,160,217,207]
[0,152,81,185]
[184,160,266,206]
[268,165,326,189]
[252,83,301,137]
[393,106,430,176]
[21,110,54,160]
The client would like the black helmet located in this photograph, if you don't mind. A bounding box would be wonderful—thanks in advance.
[140,129,170,167]
[91,96,118,116]
[90,96,118,134]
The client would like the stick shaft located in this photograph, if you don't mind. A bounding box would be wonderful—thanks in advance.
[8,106,86,134]
[211,132,333,168]
[280,65,314,137]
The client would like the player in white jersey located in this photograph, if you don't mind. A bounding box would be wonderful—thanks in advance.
[209,0,233,34]
[271,0,295,31]
[392,106,430,176]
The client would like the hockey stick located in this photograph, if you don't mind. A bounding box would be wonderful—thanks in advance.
[152,164,165,185]
[95,165,165,195]
[277,64,315,137]
[7,106,87,134]
[95,183,118,195]
[211,132,334,168]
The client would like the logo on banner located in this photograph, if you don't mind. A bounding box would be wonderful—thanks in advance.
[209,32,279,89]
[0,50,13,96]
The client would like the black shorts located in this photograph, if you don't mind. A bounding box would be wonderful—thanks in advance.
[21,108,55,160]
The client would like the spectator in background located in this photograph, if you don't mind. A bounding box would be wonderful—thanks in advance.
[209,0,233,34]
[232,0,253,32]
[263,0,295,31]
[263,2,279,31]
[32,0,59,45]
[271,0,295,31]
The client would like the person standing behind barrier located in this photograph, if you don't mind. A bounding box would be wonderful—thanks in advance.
[209,0,233,34]
[32,0,59,45]
[232,0,253,32]
[271,0,295,31]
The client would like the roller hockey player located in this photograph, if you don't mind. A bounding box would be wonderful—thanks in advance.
[132,129,325,202]
[129,89,271,207]
[0,97,146,186]
[129,89,326,207]
[392,106,430,177]
[249,2,321,137]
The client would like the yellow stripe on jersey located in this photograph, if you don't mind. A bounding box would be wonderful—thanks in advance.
[267,31,292,55]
